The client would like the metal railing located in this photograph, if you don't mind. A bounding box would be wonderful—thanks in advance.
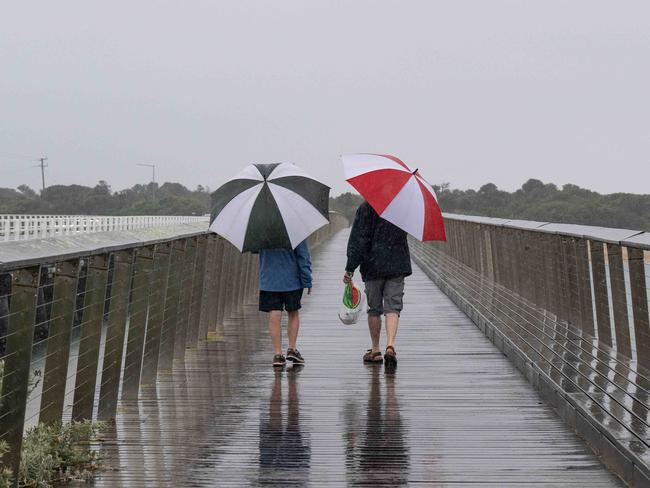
[0,213,348,483]
[415,213,650,363]
[0,215,210,242]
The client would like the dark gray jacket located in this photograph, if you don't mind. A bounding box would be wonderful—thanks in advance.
[345,202,412,282]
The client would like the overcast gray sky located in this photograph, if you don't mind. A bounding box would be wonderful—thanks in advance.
[1,1,649,196]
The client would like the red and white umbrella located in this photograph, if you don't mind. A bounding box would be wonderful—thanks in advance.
[341,153,446,241]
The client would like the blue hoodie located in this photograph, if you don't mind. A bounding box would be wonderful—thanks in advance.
[259,240,312,292]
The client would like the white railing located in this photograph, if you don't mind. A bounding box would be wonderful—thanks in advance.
[0,214,210,241]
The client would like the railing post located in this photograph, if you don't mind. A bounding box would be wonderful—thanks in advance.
[199,235,218,339]
[215,240,232,330]
[39,260,80,425]
[140,243,172,387]
[240,253,249,306]
[210,238,225,334]
[561,236,582,330]
[186,236,208,348]
[174,237,197,360]
[121,246,154,401]
[97,250,133,421]
[72,254,109,421]
[236,251,245,311]
[541,233,559,319]
[0,267,39,482]
[606,243,632,356]
[589,241,612,346]
[158,240,185,371]
[575,238,595,335]
[629,247,650,368]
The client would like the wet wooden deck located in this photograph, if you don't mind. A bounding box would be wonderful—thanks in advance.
[93,230,623,487]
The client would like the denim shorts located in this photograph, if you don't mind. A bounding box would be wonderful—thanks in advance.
[364,276,405,316]
[259,289,303,312]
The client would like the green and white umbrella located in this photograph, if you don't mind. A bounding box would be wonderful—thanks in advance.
[209,163,330,252]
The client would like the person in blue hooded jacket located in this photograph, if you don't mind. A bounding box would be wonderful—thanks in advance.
[259,240,312,368]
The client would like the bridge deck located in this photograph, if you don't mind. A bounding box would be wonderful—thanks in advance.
[93,230,622,487]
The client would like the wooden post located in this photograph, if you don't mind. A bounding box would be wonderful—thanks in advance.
[141,243,172,386]
[607,243,631,357]
[589,241,612,346]
[629,247,650,368]
[198,235,216,339]
[174,238,197,360]
[186,236,207,348]
[0,267,39,482]
[121,246,154,401]
[97,250,133,421]
[39,260,80,425]
[158,240,185,371]
[575,238,595,335]
[562,237,581,330]
[72,255,109,421]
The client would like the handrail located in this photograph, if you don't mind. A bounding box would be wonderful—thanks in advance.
[0,214,210,242]
[444,212,650,250]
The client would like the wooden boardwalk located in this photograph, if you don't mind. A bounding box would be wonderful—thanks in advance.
[93,230,623,487]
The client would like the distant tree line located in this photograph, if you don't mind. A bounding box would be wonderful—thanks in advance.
[0,181,210,216]
[2,178,649,231]
[331,179,650,231]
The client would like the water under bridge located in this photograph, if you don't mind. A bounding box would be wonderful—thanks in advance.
[1,213,649,487]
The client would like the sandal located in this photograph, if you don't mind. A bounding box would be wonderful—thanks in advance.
[384,346,397,370]
[363,349,383,363]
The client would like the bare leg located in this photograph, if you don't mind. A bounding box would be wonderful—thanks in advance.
[287,310,300,350]
[385,313,399,349]
[368,315,382,353]
[268,311,282,355]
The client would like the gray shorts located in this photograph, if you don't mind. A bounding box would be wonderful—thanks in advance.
[365,277,405,316]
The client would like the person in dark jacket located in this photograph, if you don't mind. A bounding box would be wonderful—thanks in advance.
[343,201,411,370]
[259,240,312,368]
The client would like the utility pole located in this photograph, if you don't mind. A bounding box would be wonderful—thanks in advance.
[37,157,48,191]
[136,163,156,199]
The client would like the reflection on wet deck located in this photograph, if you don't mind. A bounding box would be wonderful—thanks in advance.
[93,231,623,487]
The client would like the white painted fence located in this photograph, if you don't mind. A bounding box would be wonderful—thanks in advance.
[0,214,209,241]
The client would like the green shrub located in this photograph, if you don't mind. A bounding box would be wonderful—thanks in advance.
[17,421,104,488]
[0,441,14,488]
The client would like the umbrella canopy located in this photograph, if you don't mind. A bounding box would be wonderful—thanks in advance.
[342,153,446,241]
[209,163,330,252]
